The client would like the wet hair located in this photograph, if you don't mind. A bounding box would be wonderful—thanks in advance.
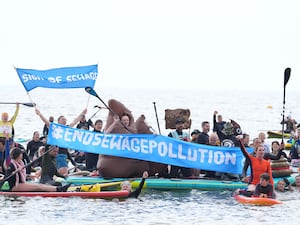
[260,173,270,181]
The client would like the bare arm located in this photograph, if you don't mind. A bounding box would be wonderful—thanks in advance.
[35,108,50,127]
[104,116,120,134]
[69,108,87,128]
[9,103,20,124]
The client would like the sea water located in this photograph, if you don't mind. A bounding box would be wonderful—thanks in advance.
[1,85,300,225]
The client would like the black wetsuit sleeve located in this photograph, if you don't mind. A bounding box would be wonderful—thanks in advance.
[213,114,217,132]
[238,140,250,159]
[241,158,250,178]
[128,178,146,198]
[264,150,282,160]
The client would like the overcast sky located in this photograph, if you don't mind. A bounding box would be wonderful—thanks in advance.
[1,0,300,91]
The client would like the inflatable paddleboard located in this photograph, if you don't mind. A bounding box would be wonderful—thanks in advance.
[0,190,129,198]
[234,194,282,206]
[267,131,290,139]
[63,175,296,191]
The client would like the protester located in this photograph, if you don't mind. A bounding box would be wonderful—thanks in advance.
[121,171,148,198]
[4,147,71,192]
[0,103,20,139]
[253,173,276,199]
[168,118,191,178]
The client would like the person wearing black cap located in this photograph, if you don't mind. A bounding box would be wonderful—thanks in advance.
[167,117,192,178]
[5,147,70,192]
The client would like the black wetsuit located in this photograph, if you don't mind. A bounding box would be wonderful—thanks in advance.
[26,140,43,160]
[253,183,275,198]
[6,163,25,190]
[40,152,65,185]
[127,177,146,198]
[85,128,101,171]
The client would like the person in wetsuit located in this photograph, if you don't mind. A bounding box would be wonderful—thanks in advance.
[5,147,70,192]
[253,173,276,199]
[121,171,148,198]
[241,138,286,181]
[236,138,274,196]
[40,145,66,186]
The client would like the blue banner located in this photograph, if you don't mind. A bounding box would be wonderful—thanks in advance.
[16,65,98,91]
[47,123,251,174]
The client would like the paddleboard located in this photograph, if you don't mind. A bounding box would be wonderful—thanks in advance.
[234,194,282,206]
[267,131,290,139]
[63,175,296,191]
[0,190,129,198]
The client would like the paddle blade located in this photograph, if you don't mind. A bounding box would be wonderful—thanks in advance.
[284,67,291,86]
[85,87,99,98]
[23,102,36,107]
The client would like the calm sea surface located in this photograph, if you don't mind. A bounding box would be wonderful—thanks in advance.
[1,85,300,225]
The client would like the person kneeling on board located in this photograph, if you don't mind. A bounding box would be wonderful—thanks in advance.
[5,148,70,192]
[121,171,148,198]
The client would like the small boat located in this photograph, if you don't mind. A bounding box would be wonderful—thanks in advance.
[234,194,282,206]
[0,190,129,199]
[267,131,290,139]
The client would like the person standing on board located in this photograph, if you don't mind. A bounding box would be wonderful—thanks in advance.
[168,117,192,178]
[0,103,20,139]
[35,107,87,175]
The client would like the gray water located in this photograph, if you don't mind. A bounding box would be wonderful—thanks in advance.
[1,85,300,224]
[1,189,300,225]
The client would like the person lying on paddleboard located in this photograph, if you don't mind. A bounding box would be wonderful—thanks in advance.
[253,173,276,199]
[4,147,71,192]
[120,171,148,198]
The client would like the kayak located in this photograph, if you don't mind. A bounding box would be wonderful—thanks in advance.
[267,131,290,139]
[234,194,282,206]
[63,175,296,191]
[0,190,129,198]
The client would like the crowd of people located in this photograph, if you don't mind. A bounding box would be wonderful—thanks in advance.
[1,103,300,199]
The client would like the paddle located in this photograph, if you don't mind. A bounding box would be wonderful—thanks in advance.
[85,87,131,133]
[282,68,291,143]
[152,102,161,135]
[0,145,56,188]
[0,102,36,107]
